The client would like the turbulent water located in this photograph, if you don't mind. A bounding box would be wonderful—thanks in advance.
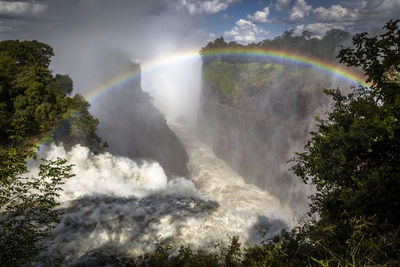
[31,124,291,265]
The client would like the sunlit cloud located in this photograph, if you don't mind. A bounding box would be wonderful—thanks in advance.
[0,1,47,16]
[224,18,269,43]
[247,6,270,24]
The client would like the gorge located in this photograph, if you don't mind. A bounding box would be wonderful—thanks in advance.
[29,34,369,264]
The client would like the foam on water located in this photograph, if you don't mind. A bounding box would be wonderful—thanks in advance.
[33,132,290,264]
[171,123,293,222]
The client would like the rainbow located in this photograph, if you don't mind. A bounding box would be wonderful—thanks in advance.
[32,48,369,154]
[84,48,369,103]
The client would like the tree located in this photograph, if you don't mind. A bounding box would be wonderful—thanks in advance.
[54,74,73,95]
[291,19,400,263]
[0,40,54,68]
[0,144,74,265]
[0,40,104,151]
[0,40,101,265]
[53,94,105,152]
[282,29,295,38]
[301,30,313,39]
[322,29,351,44]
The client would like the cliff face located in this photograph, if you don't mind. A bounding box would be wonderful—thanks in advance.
[91,51,188,177]
[198,55,338,213]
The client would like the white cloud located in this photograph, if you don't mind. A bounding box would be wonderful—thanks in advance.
[294,24,304,34]
[281,0,395,36]
[202,0,229,13]
[172,0,238,14]
[288,0,312,22]
[0,1,47,16]
[313,5,358,22]
[247,6,270,23]
[279,0,399,36]
[276,0,290,11]
[308,0,399,33]
[224,18,268,43]
[222,13,232,19]
[303,22,346,39]
[363,0,400,11]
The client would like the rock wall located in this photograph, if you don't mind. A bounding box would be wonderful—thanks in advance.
[91,51,188,178]
[198,54,342,214]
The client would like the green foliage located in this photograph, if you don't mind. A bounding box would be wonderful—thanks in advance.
[203,60,284,98]
[0,145,74,265]
[133,236,242,267]
[201,33,340,104]
[201,29,350,61]
[0,40,102,265]
[54,74,73,95]
[124,216,399,266]
[0,40,53,68]
[52,94,105,152]
[0,40,63,140]
[203,60,234,96]
[292,20,400,226]
[289,19,400,264]
[0,40,104,151]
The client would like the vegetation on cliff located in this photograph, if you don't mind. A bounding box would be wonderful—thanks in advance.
[198,28,346,213]
[203,59,332,103]
[203,61,284,97]
[200,28,350,61]
[200,28,354,101]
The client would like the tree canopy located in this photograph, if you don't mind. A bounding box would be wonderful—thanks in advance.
[288,19,400,265]
[0,147,74,265]
[200,28,351,61]
[292,19,400,226]
[0,40,103,151]
[0,40,103,265]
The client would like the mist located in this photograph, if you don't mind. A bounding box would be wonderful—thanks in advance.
[197,51,358,216]
[12,0,207,177]
[141,57,202,124]
[5,0,206,124]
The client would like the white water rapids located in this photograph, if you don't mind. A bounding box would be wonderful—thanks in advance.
[32,123,292,265]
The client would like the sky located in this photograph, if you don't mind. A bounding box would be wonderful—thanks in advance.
[0,0,398,112]
[0,0,398,45]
